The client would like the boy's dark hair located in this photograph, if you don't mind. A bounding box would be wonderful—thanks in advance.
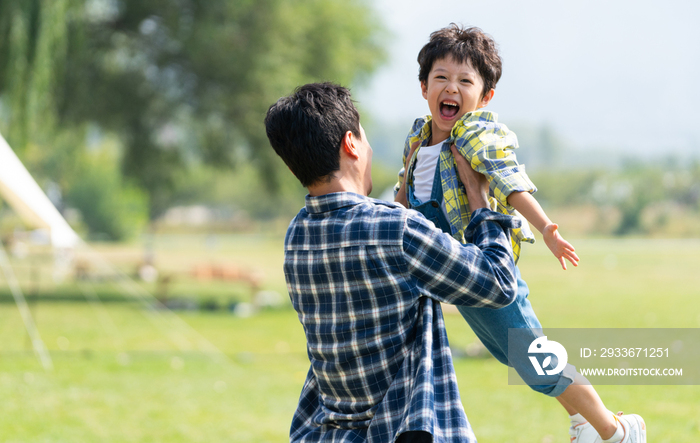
[264,82,361,187]
[418,24,502,98]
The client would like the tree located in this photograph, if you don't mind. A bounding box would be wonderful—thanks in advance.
[0,0,69,151]
[1,0,386,220]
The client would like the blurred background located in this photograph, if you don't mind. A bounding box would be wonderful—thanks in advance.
[0,0,698,441]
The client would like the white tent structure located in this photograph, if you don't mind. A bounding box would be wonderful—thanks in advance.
[0,134,80,249]
[0,132,83,371]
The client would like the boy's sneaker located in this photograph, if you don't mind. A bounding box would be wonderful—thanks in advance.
[569,412,646,443]
[569,420,598,443]
[610,413,646,443]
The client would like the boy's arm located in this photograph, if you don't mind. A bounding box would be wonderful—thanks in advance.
[452,118,578,269]
[507,191,579,270]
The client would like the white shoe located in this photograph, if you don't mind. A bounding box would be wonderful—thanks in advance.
[569,420,600,443]
[612,413,646,443]
[568,412,646,443]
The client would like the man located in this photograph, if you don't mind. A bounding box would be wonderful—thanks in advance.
[264,82,520,443]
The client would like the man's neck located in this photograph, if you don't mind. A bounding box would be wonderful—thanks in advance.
[307,175,366,197]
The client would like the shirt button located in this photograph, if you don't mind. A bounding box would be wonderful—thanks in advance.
[431,202,439,208]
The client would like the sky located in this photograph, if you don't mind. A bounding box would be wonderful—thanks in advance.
[356,0,700,157]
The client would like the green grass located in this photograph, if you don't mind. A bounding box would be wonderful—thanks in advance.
[0,306,308,442]
[1,236,699,441]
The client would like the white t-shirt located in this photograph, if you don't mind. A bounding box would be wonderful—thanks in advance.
[412,141,443,203]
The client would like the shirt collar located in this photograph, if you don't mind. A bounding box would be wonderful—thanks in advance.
[304,192,369,214]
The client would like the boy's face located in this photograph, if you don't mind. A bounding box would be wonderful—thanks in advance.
[421,56,494,143]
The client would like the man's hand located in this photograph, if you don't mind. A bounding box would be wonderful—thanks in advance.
[395,141,421,207]
[542,223,579,270]
[451,145,489,212]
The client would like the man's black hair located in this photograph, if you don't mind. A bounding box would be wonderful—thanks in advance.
[264,82,361,187]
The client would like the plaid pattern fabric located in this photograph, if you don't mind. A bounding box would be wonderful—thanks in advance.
[394,111,536,262]
[285,192,519,443]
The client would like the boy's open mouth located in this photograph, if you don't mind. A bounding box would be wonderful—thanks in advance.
[440,101,460,119]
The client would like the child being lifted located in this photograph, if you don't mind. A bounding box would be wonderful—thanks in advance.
[395,24,645,443]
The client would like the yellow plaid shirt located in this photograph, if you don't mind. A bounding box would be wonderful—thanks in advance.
[394,110,536,262]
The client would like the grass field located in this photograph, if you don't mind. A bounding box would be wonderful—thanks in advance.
[1,234,699,442]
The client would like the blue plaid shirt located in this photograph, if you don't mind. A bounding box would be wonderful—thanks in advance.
[284,192,519,442]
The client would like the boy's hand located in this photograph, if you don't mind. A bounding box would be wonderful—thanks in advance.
[542,223,579,270]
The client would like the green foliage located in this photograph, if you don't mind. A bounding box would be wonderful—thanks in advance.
[163,161,307,222]
[158,157,401,224]
[0,0,387,220]
[0,0,69,150]
[368,160,400,200]
[528,170,604,208]
[531,159,700,236]
[61,0,386,217]
[64,148,149,241]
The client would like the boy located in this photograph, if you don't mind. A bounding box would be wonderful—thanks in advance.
[394,24,646,443]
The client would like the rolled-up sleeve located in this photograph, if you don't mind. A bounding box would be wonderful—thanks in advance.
[402,208,520,308]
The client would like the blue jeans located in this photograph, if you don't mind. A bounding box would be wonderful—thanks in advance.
[457,267,575,396]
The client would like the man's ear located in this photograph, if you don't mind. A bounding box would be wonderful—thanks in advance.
[341,130,359,159]
[478,89,495,109]
[421,81,428,100]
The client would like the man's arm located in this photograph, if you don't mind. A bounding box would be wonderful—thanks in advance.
[402,208,518,308]
[394,172,408,207]
[403,149,519,308]
[451,145,488,212]
[394,141,421,208]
